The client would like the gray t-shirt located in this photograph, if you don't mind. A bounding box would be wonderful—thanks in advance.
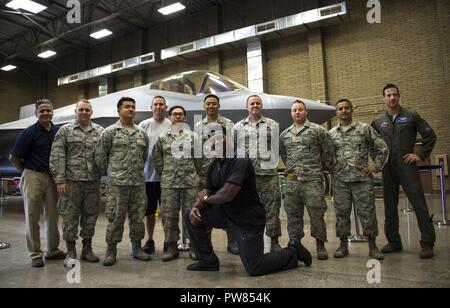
[139,117,172,182]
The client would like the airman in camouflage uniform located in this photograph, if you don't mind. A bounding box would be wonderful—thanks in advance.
[95,97,151,266]
[280,100,334,260]
[153,105,202,262]
[194,94,238,255]
[329,99,388,260]
[233,95,282,252]
[50,99,103,266]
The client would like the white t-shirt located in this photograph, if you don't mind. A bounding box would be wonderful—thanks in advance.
[139,117,172,182]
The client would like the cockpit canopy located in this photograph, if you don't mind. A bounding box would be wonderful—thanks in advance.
[149,70,248,95]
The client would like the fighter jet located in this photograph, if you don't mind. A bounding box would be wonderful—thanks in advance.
[0,70,335,175]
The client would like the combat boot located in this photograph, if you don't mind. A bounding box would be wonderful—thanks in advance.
[81,238,99,263]
[316,239,328,260]
[270,237,282,252]
[162,242,179,262]
[131,241,152,261]
[380,241,403,254]
[368,237,384,260]
[102,244,117,266]
[333,238,349,258]
[419,243,434,259]
[64,240,77,268]
[226,231,239,255]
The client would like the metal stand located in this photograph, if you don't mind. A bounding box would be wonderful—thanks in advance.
[348,202,367,242]
[0,177,11,249]
[401,198,414,213]
[178,207,190,251]
[435,160,450,227]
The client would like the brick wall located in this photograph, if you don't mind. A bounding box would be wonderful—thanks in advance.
[222,47,247,87]
[266,32,311,98]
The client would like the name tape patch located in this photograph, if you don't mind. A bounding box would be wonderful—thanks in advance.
[395,117,408,124]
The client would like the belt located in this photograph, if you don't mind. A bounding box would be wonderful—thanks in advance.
[26,168,50,174]
[286,172,298,180]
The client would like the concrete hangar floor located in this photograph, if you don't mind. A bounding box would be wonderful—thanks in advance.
[0,194,449,288]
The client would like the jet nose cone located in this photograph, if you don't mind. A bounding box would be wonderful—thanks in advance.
[263,94,335,124]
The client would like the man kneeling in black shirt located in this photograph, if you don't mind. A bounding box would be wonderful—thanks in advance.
[185,127,312,276]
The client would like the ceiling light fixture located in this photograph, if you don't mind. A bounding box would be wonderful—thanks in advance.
[1,65,17,71]
[158,2,185,15]
[90,29,113,39]
[38,50,56,58]
[6,0,47,14]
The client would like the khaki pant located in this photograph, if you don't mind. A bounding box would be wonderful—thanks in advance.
[20,169,60,259]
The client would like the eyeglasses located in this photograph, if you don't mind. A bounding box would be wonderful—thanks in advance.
[171,112,185,117]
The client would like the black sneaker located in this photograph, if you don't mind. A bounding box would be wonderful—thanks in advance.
[143,239,155,254]
[289,240,312,267]
[226,241,240,255]
[45,250,67,260]
[187,261,219,272]
[31,258,44,268]
[0,242,11,249]
[419,244,434,259]
[381,242,403,254]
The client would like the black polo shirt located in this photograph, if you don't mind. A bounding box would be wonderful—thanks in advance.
[10,121,60,172]
[206,156,266,231]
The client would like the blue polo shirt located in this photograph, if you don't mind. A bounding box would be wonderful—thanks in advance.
[10,121,60,172]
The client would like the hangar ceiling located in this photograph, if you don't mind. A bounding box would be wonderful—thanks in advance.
[0,0,229,63]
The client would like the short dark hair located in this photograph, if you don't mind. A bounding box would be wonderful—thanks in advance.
[383,83,400,97]
[335,99,353,109]
[292,100,306,109]
[204,94,220,104]
[246,95,262,106]
[117,97,136,109]
[169,105,186,116]
[152,96,166,104]
[34,98,52,111]
[76,99,92,109]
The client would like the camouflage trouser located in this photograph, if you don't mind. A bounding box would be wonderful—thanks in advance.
[333,179,379,238]
[199,175,207,191]
[57,181,100,241]
[284,178,328,242]
[161,187,197,243]
[256,175,281,238]
[105,184,146,245]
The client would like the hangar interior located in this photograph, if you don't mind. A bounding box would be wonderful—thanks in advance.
[0,0,449,288]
